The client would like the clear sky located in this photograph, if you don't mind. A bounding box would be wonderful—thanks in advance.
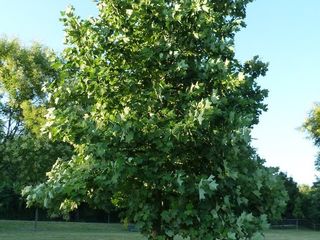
[235,0,320,185]
[0,0,319,185]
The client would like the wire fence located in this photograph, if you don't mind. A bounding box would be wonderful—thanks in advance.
[271,219,320,231]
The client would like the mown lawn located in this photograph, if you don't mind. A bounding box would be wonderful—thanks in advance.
[1,220,320,240]
[264,229,320,240]
[0,220,144,240]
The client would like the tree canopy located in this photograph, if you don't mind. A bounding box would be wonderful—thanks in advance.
[24,1,287,239]
[304,104,320,172]
[278,172,303,219]
[0,39,72,215]
[0,39,54,140]
[0,39,54,188]
[303,102,320,222]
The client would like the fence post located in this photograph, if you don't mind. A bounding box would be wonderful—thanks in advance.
[34,207,38,231]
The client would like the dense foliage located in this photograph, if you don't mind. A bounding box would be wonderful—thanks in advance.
[0,39,72,215]
[303,102,320,222]
[24,1,288,239]
[285,183,320,223]
[278,172,303,219]
[304,104,320,171]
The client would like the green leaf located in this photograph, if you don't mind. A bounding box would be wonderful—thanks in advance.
[199,188,206,200]
[165,230,174,237]
[208,180,218,191]
[197,112,204,124]
[251,232,264,240]
[227,232,236,240]
[177,173,183,186]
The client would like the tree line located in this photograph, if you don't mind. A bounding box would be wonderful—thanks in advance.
[279,172,320,222]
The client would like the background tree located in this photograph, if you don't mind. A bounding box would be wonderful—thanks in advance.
[278,172,301,219]
[303,103,320,220]
[24,1,287,239]
[304,103,320,172]
[0,38,72,218]
[296,182,320,222]
[299,104,320,223]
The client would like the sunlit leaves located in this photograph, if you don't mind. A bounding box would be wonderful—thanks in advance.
[0,39,73,218]
[24,0,288,239]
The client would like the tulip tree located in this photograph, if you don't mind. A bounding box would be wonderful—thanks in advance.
[24,0,287,239]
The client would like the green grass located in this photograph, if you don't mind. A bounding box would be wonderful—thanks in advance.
[264,229,320,240]
[0,220,144,240]
[1,220,320,240]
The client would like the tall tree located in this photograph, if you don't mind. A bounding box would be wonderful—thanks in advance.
[24,1,287,239]
[278,172,301,219]
[296,184,319,221]
[0,38,54,139]
[0,39,72,214]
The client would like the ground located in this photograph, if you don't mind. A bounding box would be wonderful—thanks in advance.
[0,220,319,240]
[0,220,142,240]
[264,229,320,240]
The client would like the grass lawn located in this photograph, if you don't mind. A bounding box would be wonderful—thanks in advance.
[1,220,320,240]
[0,220,144,240]
[264,229,320,240]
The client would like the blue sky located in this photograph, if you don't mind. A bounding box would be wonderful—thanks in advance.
[235,0,320,185]
[0,0,319,185]
[0,1,97,51]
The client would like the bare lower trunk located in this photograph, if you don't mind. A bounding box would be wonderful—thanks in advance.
[34,207,39,231]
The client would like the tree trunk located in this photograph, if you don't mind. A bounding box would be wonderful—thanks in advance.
[34,207,39,231]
